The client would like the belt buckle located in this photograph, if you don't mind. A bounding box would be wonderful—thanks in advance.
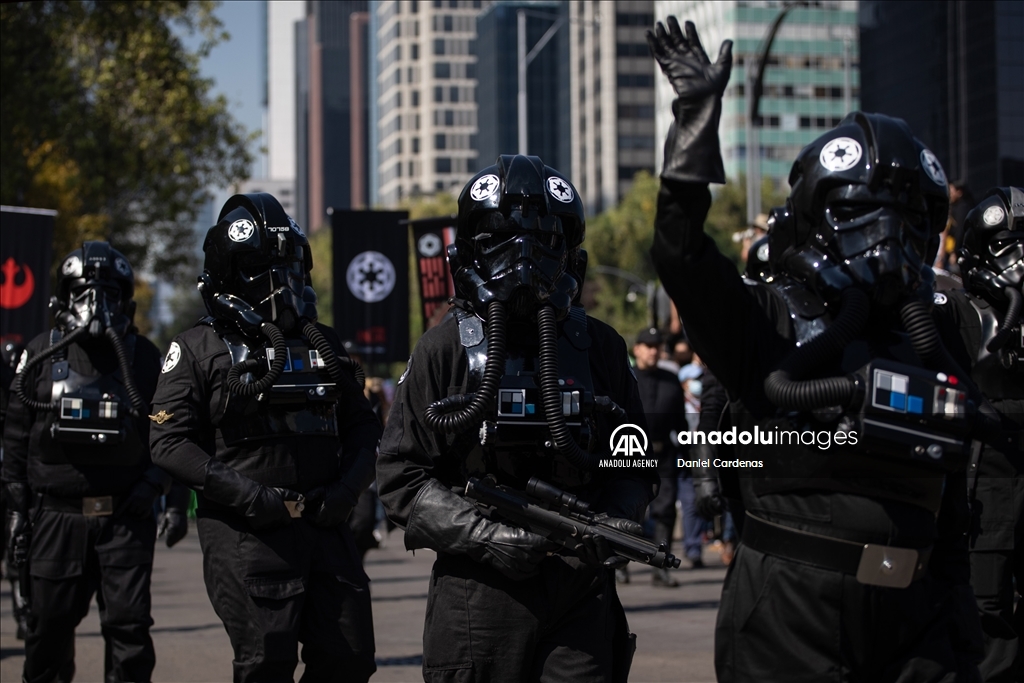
[82,496,114,517]
[855,544,920,588]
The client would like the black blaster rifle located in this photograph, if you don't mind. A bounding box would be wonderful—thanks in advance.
[465,476,681,569]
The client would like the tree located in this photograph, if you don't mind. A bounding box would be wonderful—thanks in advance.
[705,175,788,269]
[1,1,255,281]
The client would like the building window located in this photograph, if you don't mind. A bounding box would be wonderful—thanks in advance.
[436,158,452,173]
[434,86,444,102]
[617,104,655,119]
[444,15,453,31]
[411,44,420,60]
[445,110,454,126]
[616,73,654,89]
[615,13,654,26]
[449,86,459,102]
[433,38,445,55]
[616,43,651,58]
[434,62,451,79]
[411,0,418,13]
[435,134,447,150]
[413,138,420,154]
[412,90,420,106]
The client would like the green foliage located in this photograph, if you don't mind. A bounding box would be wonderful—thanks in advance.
[585,172,659,340]
[1,1,255,280]
[705,175,789,269]
[399,191,458,222]
[308,228,333,328]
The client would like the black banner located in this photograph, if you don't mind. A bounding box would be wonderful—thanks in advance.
[331,210,409,364]
[409,217,456,332]
[0,206,56,346]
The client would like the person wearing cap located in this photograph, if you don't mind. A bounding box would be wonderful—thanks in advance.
[633,327,697,583]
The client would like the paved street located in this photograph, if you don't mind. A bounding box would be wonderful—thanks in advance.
[1,528,724,683]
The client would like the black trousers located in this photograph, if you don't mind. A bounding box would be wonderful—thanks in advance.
[422,552,631,683]
[24,506,156,683]
[197,512,376,683]
[715,544,977,683]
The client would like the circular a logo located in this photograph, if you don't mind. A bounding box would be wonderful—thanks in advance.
[346,251,396,303]
[983,205,1005,227]
[114,257,131,277]
[162,342,181,374]
[546,176,574,203]
[819,137,863,173]
[228,219,255,242]
[920,149,947,186]
[933,292,948,305]
[418,233,442,257]
[609,423,648,457]
[62,255,82,277]
[470,174,500,202]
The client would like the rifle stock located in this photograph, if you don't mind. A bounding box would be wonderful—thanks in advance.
[465,477,681,569]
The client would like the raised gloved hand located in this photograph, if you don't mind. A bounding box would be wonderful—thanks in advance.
[157,481,191,547]
[405,479,559,581]
[203,459,302,532]
[647,17,732,184]
[304,479,358,529]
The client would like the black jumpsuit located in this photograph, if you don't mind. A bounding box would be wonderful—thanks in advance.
[652,181,983,682]
[148,321,380,683]
[2,331,162,683]
[943,288,1024,681]
[376,313,655,683]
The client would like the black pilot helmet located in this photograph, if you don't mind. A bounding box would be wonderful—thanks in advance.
[52,241,136,335]
[959,186,1024,350]
[449,155,586,321]
[768,112,949,308]
[199,192,316,335]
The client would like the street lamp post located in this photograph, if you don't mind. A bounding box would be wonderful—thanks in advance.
[745,1,810,225]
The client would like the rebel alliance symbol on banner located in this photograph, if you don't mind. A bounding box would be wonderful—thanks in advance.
[819,137,862,172]
[920,149,947,186]
[0,258,35,310]
[547,176,574,203]
[418,233,442,257]
[983,205,1005,227]
[469,174,500,201]
[228,219,255,242]
[162,342,181,374]
[347,251,396,303]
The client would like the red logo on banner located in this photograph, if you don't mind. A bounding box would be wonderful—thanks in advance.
[356,326,388,345]
[0,257,35,309]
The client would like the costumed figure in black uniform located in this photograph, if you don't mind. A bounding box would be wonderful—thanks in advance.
[2,242,168,683]
[148,193,380,683]
[376,155,657,683]
[944,187,1023,682]
[2,339,30,639]
[648,18,989,681]
[633,326,688,585]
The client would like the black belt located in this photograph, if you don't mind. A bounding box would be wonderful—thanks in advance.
[40,493,120,516]
[742,512,932,588]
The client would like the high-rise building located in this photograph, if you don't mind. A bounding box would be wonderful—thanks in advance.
[475,2,571,174]
[859,0,1023,190]
[296,1,369,231]
[372,0,491,207]
[654,1,860,185]
[267,1,306,183]
[570,1,659,215]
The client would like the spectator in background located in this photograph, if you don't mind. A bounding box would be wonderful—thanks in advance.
[937,179,975,272]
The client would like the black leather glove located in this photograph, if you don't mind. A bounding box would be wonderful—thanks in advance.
[574,516,645,569]
[405,479,559,581]
[4,482,31,569]
[304,479,358,529]
[202,459,302,532]
[118,479,163,519]
[647,17,732,184]
[157,481,191,547]
[691,447,726,520]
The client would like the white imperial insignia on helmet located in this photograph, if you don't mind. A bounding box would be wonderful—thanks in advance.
[162,342,181,373]
[819,137,863,172]
[920,149,947,186]
[470,174,500,201]
[547,176,574,203]
[62,255,82,277]
[418,232,442,257]
[983,205,1005,226]
[346,251,396,303]
[228,219,255,242]
[115,257,131,276]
